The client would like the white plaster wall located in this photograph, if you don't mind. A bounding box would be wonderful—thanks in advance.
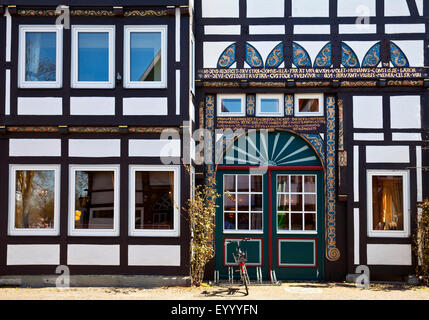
[390,96,421,129]
[353,146,359,202]
[69,139,121,157]
[67,245,120,266]
[123,97,168,116]
[129,139,181,157]
[353,133,384,141]
[385,24,425,34]
[338,0,375,16]
[246,0,284,17]
[366,146,410,163]
[292,0,329,17]
[353,96,383,129]
[353,208,360,265]
[392,133,422,141]
[204,25,241,35]
[293,25,331,35]
[18,97,62,115]
[128,245,181,266]
[7,245,60,265]
[201,0,239,18]
[203,42,234,68]
[249,25,285,35]
[385,0,412,16]
[70,97,115,115]
[367,244,412,265]
[391,40,424,67]
[9,139,61,157]
[339,24,377,34]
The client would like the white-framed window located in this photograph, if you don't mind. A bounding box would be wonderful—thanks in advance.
[18,25,63,88]
[256,93,284,117]
[294,93,324,117]
[8,164,60,236]
[223,174,263,234]
[217,93,246,117]
[129,165,180,237]
[69,165,120,237]
[367,170,410,238]
[71,25,115,89]
[123,25,168,89]
[276,174,318,234]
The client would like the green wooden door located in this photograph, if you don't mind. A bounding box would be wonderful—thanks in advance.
[271,170,324,280]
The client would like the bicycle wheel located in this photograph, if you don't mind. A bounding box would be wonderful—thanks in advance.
[240,265,250,295]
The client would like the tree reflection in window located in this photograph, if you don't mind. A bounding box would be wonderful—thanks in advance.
[74,171,115,230]
[15,170,55,229]
[134,171,174,230]
[25,32,57,81]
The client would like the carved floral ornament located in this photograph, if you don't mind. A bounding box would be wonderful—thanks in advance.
[217,41,409,69]
[13,7,168,17]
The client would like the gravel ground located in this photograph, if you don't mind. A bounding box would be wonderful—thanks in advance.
[0,282,428,300]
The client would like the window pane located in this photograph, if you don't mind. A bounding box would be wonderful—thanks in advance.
[221,99,242,113]
[134,171,174,230]
[75,171,115,230]
[260,99,279,113]
[291,194,303,211]
[224,194,236,211]
[251,212,262,230]
[78,32,109,82]
[290,175,303,192]
[278,212,289,230]
[304,175,316,192]
[237,194,249,211]
[277,176,289,192]
[277,194,289,211]
[304,213,316,230]
[130,32,162,82]
[237,175,249,192]
[298,98,319,112]
[291,213,303,230]
[15,170,55,229]
[25,32,56,81]
[224,175,236,192]
[372,175,404,231]
[251,194,263,211]
[304,194,316,211]
[251,175,262,192]
[224,212,236,230]
[237,213,249,230]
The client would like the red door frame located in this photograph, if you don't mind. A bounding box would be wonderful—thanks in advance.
[218,165,323,279]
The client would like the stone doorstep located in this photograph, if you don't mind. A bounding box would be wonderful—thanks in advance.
[0,275,191,288]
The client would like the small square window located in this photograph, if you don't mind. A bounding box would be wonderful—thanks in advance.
[18,25,63,88]
[294,93,324,117]
[69,165,120,237]
[256,94,284,117]
[124,25,167,89]
[71,25,115,88]
[367,170,410,238]
[217,94,246,117]
[9,165,60,236]
[129,165,180,237]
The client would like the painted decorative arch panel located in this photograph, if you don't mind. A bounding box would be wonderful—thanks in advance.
[217,43,236,68]
[390,41,409,67]
[218,131,322,167]
[292,42,312,67]
[314,43,332,68]
[245,43,264,68]
[341,42,360,68]
[362,42,381,67]
[265,42,284,68]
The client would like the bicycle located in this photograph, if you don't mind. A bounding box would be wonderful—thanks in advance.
[226,238,251,296]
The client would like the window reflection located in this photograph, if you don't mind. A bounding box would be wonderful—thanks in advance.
[78,32,109,82]
[15,170,55,229]
[135,171,174,230]
[74,171,115,230]
[25,32,56,81]
[130,32,162,82]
